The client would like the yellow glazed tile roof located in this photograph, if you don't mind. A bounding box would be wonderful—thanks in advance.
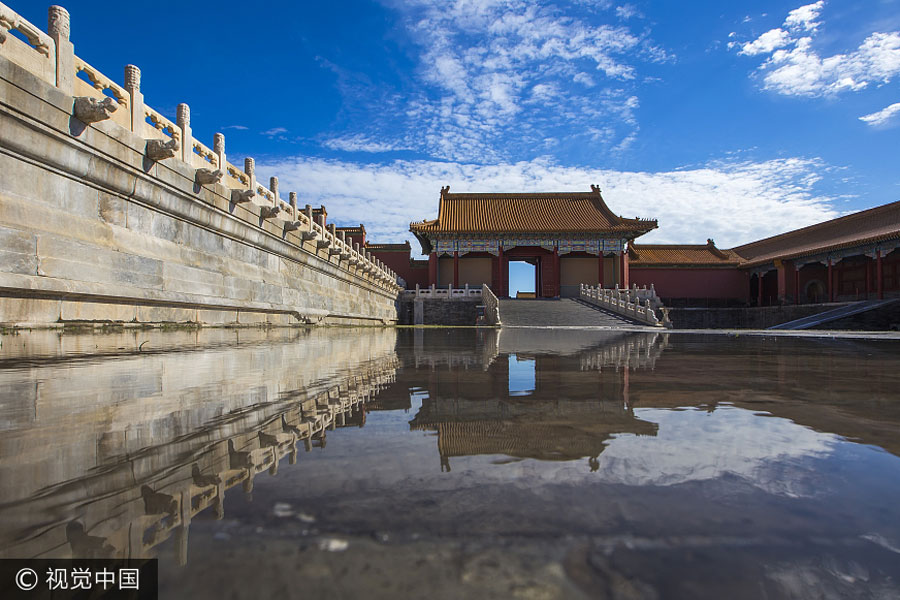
[732,200,900,266]
[630,242,742,266]
[410,188,657,235]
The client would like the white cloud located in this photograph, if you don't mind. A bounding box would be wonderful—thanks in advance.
[259,155,838,250]
[572,72,595,87]
[738,28,792,56]
[222,124,248,130]
[733,2,900,97]
[334,0,668,162]
[322,134,409,153]
[783,1,823,32]
[614,4,639,20]
[859,102,900,126]
[262,127,288,137]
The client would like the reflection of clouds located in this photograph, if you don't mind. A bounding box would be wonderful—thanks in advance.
[594,406,840,493]
[258,405,844,501]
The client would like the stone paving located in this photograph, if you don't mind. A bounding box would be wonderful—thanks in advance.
[498,298,637,327]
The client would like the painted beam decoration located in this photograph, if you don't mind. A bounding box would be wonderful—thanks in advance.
[501,238,555,249]
[434,237,626,255]
[458,239,501,255]
[434,239,456,255]
[558,239,624,255]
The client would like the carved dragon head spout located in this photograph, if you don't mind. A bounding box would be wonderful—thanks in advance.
[231,189,255,204]
[73,96,118,124]
[260,205,282,220]
[195,168,223,185]
[146,138,179,161]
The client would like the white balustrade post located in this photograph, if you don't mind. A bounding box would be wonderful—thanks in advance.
[269,176,279,204]
[176,103,191,163]
[48,6,73,94]
[244,157,256,198]
[124,64,143,134]
[214,133,226,177]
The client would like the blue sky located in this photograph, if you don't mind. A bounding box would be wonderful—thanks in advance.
[17,1,900,251]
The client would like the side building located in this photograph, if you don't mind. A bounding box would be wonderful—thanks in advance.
[630,200,900,306]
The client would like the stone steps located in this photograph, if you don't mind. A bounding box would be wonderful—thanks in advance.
[498,298,636,327]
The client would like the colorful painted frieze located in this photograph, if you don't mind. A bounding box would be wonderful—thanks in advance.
[458,239,501,255]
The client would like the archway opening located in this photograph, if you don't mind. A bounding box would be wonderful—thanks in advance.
[509,260,537,298]
[805,280,826,304]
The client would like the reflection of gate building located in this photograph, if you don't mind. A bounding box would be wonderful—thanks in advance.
[410,186,657,297]
[406,329,668,470]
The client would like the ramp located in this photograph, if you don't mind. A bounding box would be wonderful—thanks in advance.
[768,299,896,330]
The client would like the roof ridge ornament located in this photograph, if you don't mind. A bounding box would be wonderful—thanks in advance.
[590,184,601,194]
[440,185,450,196]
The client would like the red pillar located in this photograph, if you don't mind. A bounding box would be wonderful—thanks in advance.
[499,246,506,298]
[776,260,787,304]
[554,247,561,297]
[428,252,437,286]
[827,259,834,302]
[619,251,630,288]
[491,252,501,294]
[877,250,884,299]
[866,257,872,299]
[598,254,604,288]
[794,265,800,305]
[453,251,459,288]
[757,273,763,306]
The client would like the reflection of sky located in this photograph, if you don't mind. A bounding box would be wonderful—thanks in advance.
[265,403,846,502]
[412,405,842,498]
[507,354,535,396]
[594,406,840,494]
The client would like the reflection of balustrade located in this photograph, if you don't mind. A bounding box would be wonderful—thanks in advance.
[0,2,400,291]
[579,331,670,371]
[0,342,400,564]
[579,283,672,328]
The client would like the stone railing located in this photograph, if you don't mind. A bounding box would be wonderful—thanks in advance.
[579,283,671,328]
[402,284,484,300]
[0,2,399,292]
[481,284,501,325]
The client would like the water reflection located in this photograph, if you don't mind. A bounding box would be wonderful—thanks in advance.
[408,330,668,471]
[507,355,535,397]
[0,328,398,564]
[2,327,900,598]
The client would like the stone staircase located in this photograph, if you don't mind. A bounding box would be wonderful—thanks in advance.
[498,299,637,327]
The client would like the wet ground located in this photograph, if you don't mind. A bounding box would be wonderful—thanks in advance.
[1,327,900,599]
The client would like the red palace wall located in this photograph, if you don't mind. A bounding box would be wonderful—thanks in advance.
[630,267,748,300]
[368,248,429,288]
